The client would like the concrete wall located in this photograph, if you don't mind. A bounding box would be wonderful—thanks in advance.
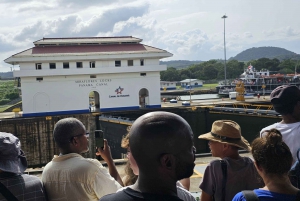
[20,72,161,117]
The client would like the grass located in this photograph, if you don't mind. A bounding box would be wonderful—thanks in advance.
[176,83,218,90]
[0,105,10,112]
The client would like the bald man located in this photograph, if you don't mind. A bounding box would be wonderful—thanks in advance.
[100,111,196,201]
[42,117,122,201]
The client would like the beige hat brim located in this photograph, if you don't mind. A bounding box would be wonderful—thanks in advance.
[198,132,251,151]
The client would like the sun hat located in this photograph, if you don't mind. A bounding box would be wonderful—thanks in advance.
[0,132,28,174]
[270,85,300,107]
[198,120,251,151]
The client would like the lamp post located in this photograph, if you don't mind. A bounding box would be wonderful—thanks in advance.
[222,14,227,85]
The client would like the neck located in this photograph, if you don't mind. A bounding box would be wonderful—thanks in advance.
[221,150,241,160]
[281,114,300,124]
[133,173,177,196]
[261,174,298,194]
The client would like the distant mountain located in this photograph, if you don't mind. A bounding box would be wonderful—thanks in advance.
[0,72,13,79]
[230,47,300,61]
[160,60,203,69]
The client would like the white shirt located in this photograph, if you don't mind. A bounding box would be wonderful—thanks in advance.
[42,153,121,201]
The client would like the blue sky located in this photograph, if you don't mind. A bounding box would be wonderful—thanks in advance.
[0,0,300,72]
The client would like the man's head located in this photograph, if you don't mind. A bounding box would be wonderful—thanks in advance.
[53,118,89,154]
[198,120,251,157]
[129,111,195,181]
[270,85,300,115]
[0,132,28,174]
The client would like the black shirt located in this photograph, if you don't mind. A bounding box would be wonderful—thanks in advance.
[100,188,183,201]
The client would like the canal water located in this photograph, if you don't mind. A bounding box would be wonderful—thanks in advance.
[179,94,220,101]
[162,94,220,101]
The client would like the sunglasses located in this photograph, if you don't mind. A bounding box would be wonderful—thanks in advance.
[69,132,89,142]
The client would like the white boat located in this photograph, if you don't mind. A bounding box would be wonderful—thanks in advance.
[217,64,300,96]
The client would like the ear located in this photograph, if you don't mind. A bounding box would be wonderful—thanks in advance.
[160,154,175,170]
[253,161,263,172]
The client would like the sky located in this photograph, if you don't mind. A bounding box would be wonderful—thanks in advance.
[0,0,300,72]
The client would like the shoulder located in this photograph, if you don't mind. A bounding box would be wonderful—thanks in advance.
[260,123,279,134]
[100,188,137,201]
[232,192,246,201]
[177,186,196,201]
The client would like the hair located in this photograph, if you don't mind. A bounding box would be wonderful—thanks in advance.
[53,117,86,147]
[121,127,138,186]
[251,128,292,175]
[123,161,138,186]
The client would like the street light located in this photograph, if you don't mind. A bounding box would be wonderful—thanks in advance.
[222,14,227,85]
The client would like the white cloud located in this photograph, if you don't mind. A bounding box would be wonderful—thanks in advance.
[1,0,300,72]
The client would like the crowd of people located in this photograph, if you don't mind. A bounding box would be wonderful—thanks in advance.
[1,85,300,201]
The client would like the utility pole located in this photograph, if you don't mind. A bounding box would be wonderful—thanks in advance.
[222,14,227,85]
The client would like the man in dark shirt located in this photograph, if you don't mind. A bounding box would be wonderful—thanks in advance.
[100,111,196,201]
[0,132,47,201]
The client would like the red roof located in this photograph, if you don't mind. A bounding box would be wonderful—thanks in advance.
[32,44,146,54]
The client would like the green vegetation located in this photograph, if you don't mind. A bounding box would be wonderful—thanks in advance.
[0,80,19,105]
[160,58,300,82]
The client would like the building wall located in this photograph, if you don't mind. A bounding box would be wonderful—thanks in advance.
[21,72,161,117]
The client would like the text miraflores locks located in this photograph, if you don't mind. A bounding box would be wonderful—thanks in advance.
[75,79,112,87]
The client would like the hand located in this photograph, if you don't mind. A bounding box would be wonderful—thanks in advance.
[96,139,113,163]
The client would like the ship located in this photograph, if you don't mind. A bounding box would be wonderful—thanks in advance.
[216,64,300,96]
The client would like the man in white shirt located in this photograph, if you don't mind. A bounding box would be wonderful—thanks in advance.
[260,85,300,162]
[42,117,122,201]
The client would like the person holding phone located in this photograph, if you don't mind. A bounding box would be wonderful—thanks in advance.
[42,117,123,201]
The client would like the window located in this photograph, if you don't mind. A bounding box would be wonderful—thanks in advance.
[140,59,144,66]
[90,75,96,78]
[76,62,83,68]
[36,63,42,70]
[90,62,95,68]
[115,60,121,67]
[36,77,43,81]
[128,60,133,66]
[140,73,146,76]
[49,63,56,69]
[63,62,69,69]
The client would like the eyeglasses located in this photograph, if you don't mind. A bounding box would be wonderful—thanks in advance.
[69,132,89,142]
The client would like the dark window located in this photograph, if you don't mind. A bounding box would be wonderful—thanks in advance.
[36,63,42,70]
[115,60,121,67]
[195,83,198,85]
[128,60,133,66]
[90,62,95,68]
[76,62,83,68]
[49,63,56,69]
[140,59,144,66]
[140,73,146,76]
[63,62,69,69]
[90,75,96,78]
[36,77,43,81]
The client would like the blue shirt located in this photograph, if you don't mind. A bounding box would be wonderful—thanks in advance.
[233,189,297,201]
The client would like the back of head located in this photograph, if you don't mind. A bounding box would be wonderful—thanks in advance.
[270,85,300,115]
[0,132,27,174]
[53,117,86,148]
[129,111,193,170]
[251,129,292,175]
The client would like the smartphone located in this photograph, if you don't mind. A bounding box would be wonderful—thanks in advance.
[95,130,104,150]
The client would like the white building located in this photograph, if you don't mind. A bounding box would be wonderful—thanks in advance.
[180,79,203,89]
[5,37,172,117]
[160,81,177,90]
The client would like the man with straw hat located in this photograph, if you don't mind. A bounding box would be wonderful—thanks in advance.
[198,120,263,201]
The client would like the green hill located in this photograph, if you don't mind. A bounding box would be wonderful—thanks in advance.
[230,47,300,61]
[160,60,203,69]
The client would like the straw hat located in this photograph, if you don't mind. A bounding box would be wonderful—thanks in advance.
[198,120,251,151]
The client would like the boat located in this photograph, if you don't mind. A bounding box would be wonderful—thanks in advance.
[216,64,300,96]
